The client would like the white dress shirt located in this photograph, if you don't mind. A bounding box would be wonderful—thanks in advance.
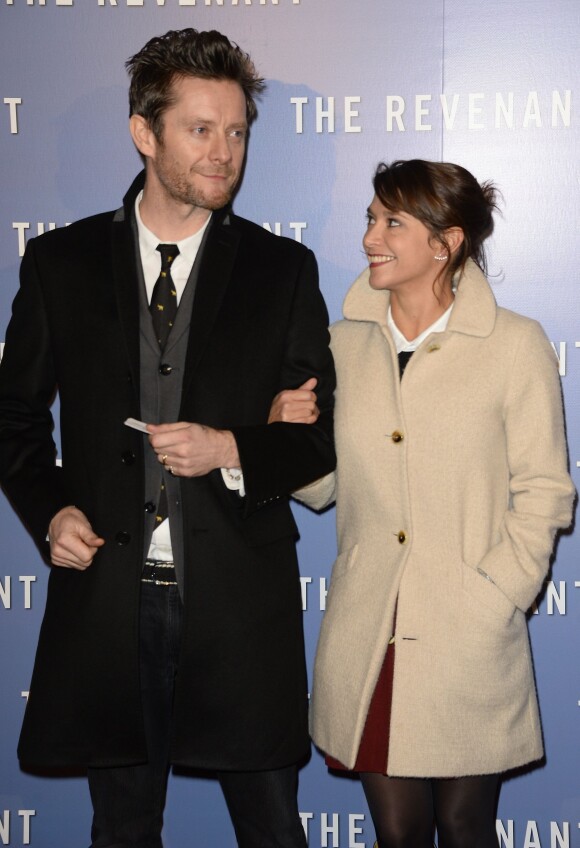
[135,191,210,307]
[387,302,454,354]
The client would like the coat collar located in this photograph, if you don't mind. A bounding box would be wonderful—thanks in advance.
[111,172,144,395]
[342,258,497,338]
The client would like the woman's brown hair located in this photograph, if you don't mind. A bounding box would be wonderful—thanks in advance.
[372,159,499,280]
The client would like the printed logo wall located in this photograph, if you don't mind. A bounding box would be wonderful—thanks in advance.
[1,0,578,845]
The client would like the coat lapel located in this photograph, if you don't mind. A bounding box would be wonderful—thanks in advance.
[181,210,241,397]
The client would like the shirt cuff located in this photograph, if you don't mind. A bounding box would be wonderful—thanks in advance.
[221,468,245,498]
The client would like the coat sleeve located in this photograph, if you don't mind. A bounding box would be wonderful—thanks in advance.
[475,320,575,612]
[292,471,337,512]
[230,248,336,515]
[0,239,70,552]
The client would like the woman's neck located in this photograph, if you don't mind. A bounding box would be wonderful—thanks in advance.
[390,282,454,342]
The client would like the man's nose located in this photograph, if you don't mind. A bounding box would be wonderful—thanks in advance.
[209,132,232,163]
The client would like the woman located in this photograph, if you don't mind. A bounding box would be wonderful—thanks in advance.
[271,160,575,847]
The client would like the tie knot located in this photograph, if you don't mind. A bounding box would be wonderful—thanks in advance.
[156,243,179,270]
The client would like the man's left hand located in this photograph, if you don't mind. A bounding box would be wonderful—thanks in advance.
[148,422,240,477]
[268,377,319,424]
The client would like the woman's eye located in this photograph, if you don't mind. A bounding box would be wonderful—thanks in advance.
[387,218,401,228]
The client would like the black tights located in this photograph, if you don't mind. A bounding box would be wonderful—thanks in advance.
[361,772,500,848]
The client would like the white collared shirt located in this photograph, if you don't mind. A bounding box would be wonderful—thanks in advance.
[387,302,454,355]
[135,190,211,306]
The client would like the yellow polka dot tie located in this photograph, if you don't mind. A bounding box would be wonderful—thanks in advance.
[150,244,179,527]
[150,244,179,351]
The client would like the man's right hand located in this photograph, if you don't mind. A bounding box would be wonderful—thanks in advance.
[48,506,105,570]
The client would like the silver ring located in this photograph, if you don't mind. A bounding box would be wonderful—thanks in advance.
[168,465,174,475]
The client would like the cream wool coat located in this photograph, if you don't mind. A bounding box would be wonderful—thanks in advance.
[298,260,575,777]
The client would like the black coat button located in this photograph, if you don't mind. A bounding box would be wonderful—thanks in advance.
[115,531,131,546]
[144,501,156,513]
[121,451,136,465]
[159,363,172,376]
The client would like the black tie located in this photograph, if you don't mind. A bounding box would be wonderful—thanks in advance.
[150,244,179,529]
[150,244,179,350]
[398,350,413,379]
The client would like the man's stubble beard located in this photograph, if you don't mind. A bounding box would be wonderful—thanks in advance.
[156,149,240,212]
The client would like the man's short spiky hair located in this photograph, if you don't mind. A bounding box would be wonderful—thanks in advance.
[126,28,265,140]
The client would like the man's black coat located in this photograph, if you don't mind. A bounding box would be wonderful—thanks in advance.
[0,173,335,769]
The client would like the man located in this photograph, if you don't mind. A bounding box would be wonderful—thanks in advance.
[0,29,335,847]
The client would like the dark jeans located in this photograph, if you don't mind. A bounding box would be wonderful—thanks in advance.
[88,583,306,848]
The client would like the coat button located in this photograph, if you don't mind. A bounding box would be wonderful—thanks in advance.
[121,451,136,465]
[159,363,173,376]
[144,501,156,513]
[391,431,404,443]
[115,531,131,546]
[397,531,407,544]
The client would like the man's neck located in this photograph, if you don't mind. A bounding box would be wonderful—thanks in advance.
[139,182,212,242]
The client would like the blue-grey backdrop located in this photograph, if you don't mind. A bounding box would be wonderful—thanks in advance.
[1,1,578,846]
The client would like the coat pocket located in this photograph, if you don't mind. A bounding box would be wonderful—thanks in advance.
[461,562,516,624]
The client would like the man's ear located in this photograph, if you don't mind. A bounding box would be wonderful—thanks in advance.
[129,114,156,159]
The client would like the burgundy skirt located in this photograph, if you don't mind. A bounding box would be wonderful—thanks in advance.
[326,641,395,774]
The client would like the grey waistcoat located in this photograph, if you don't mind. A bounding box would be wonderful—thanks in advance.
[136,224,210,593]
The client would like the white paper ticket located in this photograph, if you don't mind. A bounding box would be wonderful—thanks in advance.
[124,417,149,433]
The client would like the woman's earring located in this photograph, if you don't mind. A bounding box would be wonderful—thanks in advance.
[433,253,448,261]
